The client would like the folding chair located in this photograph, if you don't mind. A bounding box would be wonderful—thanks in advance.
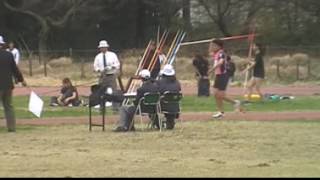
[129,92,162,131]
[159,91,183,130]
[88,84,107,132]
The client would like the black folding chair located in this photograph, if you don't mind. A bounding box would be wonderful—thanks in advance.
[88,85,106,131]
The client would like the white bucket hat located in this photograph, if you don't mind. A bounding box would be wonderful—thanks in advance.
[98,40,110,48]
[162,64,175,76]
[139,69,151,79]
[0,35,5,44]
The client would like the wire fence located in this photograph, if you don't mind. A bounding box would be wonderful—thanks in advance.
[18,46,320,82]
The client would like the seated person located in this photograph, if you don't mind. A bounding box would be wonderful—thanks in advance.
[157,64,182,130]
[114,69,159,132]
[50,78,81,107]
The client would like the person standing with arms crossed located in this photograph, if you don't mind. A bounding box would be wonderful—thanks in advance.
[0,35,27,132]
[94,40,121,112]
[243,43,266,101]
[208,39,241,119]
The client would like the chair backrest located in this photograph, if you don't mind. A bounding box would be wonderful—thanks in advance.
[142,92,161,105]
[161,91,183,104]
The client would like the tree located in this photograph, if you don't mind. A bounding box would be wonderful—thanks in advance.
[197,0,266,36]
[3,0,92,58]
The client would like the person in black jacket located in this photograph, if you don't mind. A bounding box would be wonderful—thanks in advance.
[192,53,210,96]
[114,69,159,132]
[0,35,27,132]
[157,64,182,130]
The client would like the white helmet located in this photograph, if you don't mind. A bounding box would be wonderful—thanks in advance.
[139,69,151,79]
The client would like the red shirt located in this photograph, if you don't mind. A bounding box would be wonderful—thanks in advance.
[213,49,227,75]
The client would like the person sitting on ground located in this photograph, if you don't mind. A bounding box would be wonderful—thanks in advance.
[50,78,81,107]
[114,69,159,132]
[156,64,182,130]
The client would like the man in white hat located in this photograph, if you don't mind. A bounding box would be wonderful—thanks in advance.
[93,40,120,111]
[114,69,159,132]
[156,64,181,129]
[0,35,27,132]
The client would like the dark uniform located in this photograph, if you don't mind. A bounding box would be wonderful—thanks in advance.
[192,55,210,96]
[116,80,159,131]
[253,53,265,79]
[0,49,24,132]
[156,76,181,129]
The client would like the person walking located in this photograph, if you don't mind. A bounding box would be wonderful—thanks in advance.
[208,39,241,119]
[0,35,26,132]
[94,40,121,112]
[243,43,266,101]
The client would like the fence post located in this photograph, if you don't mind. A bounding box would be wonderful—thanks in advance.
[296,60,299,81]
[81,57,85,79]
[69,48,73,57]
[276,60,281,79]
[43,53,47,77]
[307,59,311,78]
[28,56,33,76]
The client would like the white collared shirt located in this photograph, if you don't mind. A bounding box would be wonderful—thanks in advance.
[93,51,120,72]
[7,48,20,65]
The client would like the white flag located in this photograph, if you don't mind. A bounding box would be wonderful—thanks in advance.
[28,91,44,118]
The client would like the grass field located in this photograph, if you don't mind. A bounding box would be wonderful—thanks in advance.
[0,120,320,177]
[1,96,320,119]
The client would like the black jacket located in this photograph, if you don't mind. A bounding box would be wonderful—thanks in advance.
[156,76,181,113]
[0,49,24,91]
[134,80,159,113]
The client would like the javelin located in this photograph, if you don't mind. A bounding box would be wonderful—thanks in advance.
[180,34,259,46]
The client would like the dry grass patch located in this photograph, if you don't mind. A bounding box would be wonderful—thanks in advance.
[1,120,320,177]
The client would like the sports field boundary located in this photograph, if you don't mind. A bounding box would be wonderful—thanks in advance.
[1,111,320,128]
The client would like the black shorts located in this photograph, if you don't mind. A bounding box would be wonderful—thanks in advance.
[214,74,229,91]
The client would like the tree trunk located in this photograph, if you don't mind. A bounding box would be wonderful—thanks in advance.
[183,0,192,31]
[38,20,49,65]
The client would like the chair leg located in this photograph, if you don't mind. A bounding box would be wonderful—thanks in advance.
[138,106,144,130]
[129,106,139,131]
[89,106,92,132]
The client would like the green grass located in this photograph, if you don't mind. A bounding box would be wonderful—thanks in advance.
[182,96,320,112]
[0,120,320,177]
[1,96,320,119]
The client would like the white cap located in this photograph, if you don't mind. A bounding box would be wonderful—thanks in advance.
[98,40,110,48]
[0,35,5,44]
[139,69,151,79]
[162,64,175,76]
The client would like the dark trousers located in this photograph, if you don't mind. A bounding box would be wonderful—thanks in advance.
[198,78,210,97]
[99,73,120,111]
[0,90,16,132]
[118,105,136,130]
